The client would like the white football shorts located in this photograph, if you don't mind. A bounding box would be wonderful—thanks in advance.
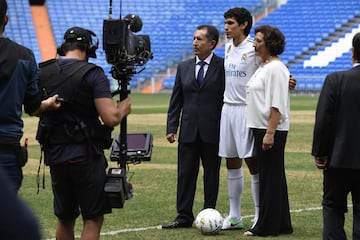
[219,104,254,158]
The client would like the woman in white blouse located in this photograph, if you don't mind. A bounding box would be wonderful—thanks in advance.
[244,24,293,237]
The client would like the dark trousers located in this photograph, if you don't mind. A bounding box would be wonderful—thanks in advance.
[251,129,293,236]
[322,168,360,240]
[175,134,221,224]
[0,153,23,192]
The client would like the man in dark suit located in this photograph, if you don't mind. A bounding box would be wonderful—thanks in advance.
[162,25,225,229]
[312,32,360,240]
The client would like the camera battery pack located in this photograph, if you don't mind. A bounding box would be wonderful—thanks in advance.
[104,168,126,208]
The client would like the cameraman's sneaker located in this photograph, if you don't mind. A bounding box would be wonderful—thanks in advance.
[221,216,244,230]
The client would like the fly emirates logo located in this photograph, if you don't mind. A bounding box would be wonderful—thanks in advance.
[225,63,247,78]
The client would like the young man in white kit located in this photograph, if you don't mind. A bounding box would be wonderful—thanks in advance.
[220,7,296,230]
[219,7,260,230]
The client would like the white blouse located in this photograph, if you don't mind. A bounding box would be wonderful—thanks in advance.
[246,60,290,130]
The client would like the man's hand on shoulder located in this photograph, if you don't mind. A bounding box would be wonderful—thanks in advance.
[289,75,296,90]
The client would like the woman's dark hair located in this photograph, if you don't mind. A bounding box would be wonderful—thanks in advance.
[254,24,286,56]
[224,7,253,36]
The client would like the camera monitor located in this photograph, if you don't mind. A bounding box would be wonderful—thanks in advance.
[110,132,153,163]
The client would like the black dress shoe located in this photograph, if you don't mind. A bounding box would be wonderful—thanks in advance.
[162,221,192,229]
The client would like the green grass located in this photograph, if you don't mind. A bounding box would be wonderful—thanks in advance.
[19,94,354,239]
[290,95,319,111]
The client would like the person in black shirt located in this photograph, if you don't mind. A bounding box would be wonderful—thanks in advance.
[38,26,131,240]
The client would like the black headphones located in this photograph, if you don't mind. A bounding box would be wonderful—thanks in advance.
[57,27,99,58]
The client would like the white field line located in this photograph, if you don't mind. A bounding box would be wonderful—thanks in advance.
[45,205,355,240]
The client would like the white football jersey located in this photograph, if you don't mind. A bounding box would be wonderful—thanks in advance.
[223,37,261,104]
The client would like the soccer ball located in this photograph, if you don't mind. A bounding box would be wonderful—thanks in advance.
[195,208,223,235]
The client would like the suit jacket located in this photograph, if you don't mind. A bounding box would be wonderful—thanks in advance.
[166,54,225,144]
[312,65,360,169]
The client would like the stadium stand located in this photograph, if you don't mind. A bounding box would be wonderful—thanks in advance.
[5,0,360,92]
[252,0,360,92]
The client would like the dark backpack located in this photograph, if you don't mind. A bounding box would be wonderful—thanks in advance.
[38,58,97,109]
[36,59,113,150]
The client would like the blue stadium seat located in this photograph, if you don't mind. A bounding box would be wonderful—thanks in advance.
[5,0,40,61]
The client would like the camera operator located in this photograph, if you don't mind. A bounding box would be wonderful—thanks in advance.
[36,26,131,240]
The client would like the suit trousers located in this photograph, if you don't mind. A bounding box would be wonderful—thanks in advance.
[175,133,221,224]
[322,168,360,240]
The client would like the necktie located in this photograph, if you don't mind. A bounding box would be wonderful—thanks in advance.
[197,61,206,85]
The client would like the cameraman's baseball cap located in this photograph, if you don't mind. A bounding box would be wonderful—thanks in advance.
[57,26,98,58]
[63,27,93,44]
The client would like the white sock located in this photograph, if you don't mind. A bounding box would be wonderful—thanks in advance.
[251,173,260,224]
[227,168,243,220]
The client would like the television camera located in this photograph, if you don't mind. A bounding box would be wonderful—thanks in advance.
[103,13,152,67]
[102,0,153,209]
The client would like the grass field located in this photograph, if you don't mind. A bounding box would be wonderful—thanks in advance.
[19,94,354,239]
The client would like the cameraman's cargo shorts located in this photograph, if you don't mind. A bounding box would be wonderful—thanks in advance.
[50,155,112,220]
